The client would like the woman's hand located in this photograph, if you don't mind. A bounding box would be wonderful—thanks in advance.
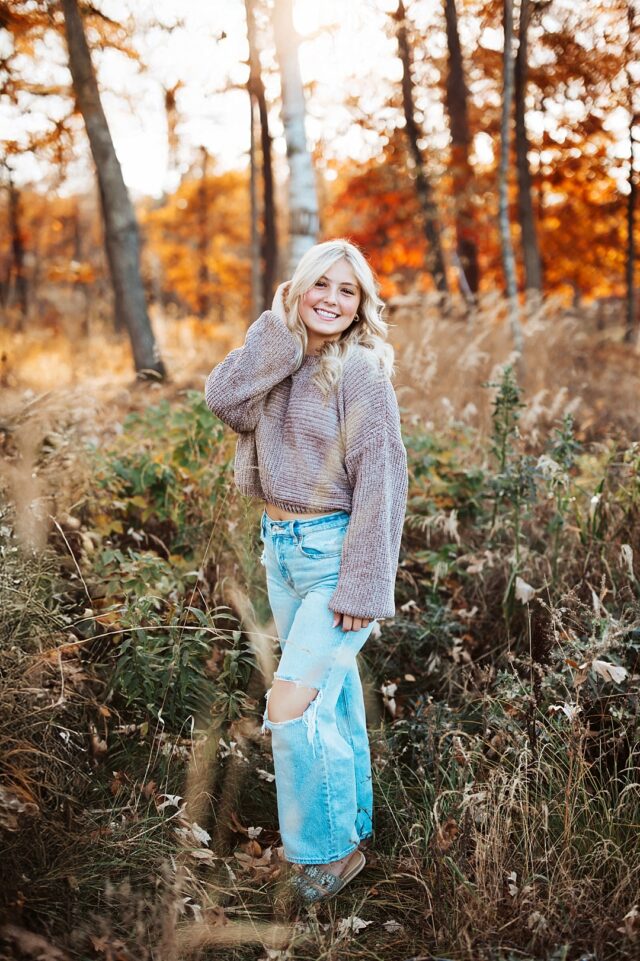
[332,611,371,632]
[271,281,292,320]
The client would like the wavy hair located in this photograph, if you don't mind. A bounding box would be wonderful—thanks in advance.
[282,239,395,398]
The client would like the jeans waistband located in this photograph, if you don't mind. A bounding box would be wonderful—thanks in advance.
[261,509,349,538]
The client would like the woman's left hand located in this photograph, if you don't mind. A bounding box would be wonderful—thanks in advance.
[271,281,292,319]
[332,611,371,632]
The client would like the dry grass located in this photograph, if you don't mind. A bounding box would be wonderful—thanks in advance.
[389,290,640,442]
[0,304,240,393]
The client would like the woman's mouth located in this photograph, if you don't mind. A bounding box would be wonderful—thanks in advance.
[314,307,340,320]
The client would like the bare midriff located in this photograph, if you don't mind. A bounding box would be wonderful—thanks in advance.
[264,502,339,521]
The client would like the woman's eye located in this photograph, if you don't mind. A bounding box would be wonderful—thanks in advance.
[314,280,354,295]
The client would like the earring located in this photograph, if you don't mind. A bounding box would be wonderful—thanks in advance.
[353,313,360,322]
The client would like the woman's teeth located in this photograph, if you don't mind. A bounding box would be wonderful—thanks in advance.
[315,308,339,319]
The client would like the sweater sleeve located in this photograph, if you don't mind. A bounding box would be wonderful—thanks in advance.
[204,310,300,432]
[328,361,408,621]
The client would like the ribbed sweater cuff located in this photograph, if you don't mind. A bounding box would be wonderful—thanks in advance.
[328,578,396,621]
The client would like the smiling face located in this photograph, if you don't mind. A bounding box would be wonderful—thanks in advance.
[299,257,361,354]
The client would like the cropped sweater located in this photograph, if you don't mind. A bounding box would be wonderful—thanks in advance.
[204,310,408,621]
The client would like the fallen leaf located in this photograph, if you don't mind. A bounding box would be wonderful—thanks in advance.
[256,768,275,782]
[190,822,211,846]
[89,724,108,760]
[142,780,157,799]
[548,702,581,721]
[239,838,262,857]
[592,659,628,685]
[183,898,203,923]
[528,911,548,933]
[156,793,184,812]
[620,544,634,579]
[515,576,536,604]
[190,849,216,863]
[435,817,459,852]
[0,785,39,831]
[336,916,372,936]
[109,772,126,796]
[617,904,639,939]
[381,682,397,717]
[229,811,248,834]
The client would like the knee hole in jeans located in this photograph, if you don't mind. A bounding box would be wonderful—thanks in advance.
[266,677,319,723]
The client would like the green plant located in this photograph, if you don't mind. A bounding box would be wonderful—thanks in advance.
[539,412,582,582]
[208,630,257,722]
[89,547,239,730]
[483,366,542,624]
[87,391,230,558]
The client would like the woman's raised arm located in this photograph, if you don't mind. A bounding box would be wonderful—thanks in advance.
[204,306,300,433]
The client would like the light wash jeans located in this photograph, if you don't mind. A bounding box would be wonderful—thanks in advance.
[259,508,377,864]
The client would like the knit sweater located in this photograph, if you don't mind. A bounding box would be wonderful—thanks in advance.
[204,309,408,620]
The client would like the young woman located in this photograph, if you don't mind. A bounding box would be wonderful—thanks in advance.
[204,239,408,902]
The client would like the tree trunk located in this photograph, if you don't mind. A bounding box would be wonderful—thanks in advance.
[73,197,91,338]
[248,82,260,321]
[7,168,28,324]
[61,0,165,379]
[197,147,210,320]
[259,94,278,301]
[515,0,543,294]
[394,1,449,294]
[499,0,523,353]
[624,0,638,345]
[245,0,278,310]
[272,0,319,278]
[443,0,479,297]
[163,82,182,187]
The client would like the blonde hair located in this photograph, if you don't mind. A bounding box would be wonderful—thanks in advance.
[283,239,395,398]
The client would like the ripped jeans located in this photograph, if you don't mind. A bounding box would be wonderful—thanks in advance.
[259,508,377,864]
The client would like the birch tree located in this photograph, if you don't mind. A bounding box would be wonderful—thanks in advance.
[272,0,319,278]
[499,0,523,353]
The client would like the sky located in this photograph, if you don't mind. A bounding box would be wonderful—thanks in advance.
[0,0,634,199]
[2,0,409,198]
